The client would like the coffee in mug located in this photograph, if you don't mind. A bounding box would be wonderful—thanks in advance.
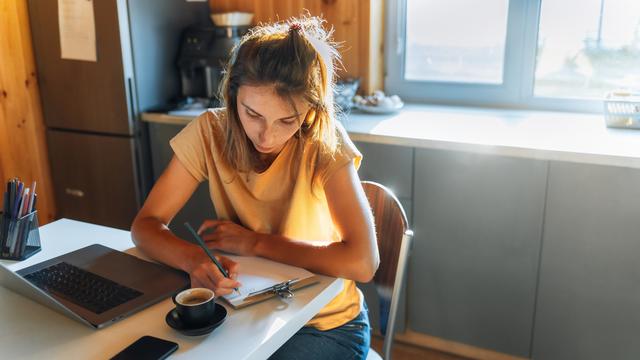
[173,288,216,327]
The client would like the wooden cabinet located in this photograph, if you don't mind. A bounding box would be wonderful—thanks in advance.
[532,162,640,360]
[209,0,384,94]
[47,130,139,230]
[410,149,547,357]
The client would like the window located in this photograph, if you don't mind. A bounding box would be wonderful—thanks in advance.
[405,0,509,85]
[386,0,640,112]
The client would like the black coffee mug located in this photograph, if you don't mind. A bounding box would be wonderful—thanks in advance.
[173,288,216,328]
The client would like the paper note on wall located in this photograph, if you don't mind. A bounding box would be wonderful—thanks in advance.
[58,0,97,62]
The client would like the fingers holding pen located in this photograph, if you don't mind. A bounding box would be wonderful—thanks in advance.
[219,255,239,280]
[187,253,241,294]
[205,262,241,295]
[190,264,218,291]
[189,262,240,295]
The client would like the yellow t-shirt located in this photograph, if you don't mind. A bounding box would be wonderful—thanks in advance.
[169,108,363,330]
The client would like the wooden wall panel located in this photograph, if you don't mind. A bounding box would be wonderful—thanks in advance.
[0,0,56,224]
[209,0,384,94]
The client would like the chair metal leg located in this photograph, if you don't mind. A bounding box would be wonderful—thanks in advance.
[382,230,413,360]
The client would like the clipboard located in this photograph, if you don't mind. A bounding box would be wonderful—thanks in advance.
[221,256,320,309]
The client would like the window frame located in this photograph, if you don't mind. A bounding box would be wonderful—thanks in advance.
[385,0,603,113]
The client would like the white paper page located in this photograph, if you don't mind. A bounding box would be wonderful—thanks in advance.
[58,0,97,61]
[223,256,314,306]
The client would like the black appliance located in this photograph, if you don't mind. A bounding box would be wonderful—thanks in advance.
[27,0,210,229]
[176,24,250,108]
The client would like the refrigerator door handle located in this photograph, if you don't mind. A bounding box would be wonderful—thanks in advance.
[65,188,85,198]
[127,76,145,209]
[126,77,137,133]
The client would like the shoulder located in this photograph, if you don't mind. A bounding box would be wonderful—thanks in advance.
[183,108,227,143]
[196,107,226,132]
[169,108,227,182]
[307,120,362,186]
[333,121,362,169]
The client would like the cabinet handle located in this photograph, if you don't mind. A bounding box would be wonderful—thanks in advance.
[65,188,85,198]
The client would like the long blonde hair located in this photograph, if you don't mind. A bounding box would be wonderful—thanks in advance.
[219,15,341,187]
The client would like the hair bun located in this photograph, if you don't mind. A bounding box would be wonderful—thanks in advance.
[289,23,302,33]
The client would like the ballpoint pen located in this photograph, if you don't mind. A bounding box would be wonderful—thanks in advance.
[184,222,240,294]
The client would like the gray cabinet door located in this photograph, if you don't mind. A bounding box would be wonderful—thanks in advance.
[354,141,413,227]
[532,162,640,360]
[354,141,414,334]
[411,149,547,357]
[148,122,215,240]
[354,141,414,200]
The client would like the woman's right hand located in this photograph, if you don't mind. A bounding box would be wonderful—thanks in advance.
[185,252,241,296]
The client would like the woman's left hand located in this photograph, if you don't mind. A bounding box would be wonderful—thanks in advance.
[198,219,259,256]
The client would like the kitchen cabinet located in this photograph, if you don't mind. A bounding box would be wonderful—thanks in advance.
[355,141,414,223]
[532,162,640,360]
[354,141,414,334]
[47,130,139,230]
[148,122,215,240]
[410,148,547,357]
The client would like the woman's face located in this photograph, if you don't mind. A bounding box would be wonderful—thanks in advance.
[236,84,309,156]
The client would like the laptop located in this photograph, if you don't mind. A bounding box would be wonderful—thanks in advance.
[0,244,190,329]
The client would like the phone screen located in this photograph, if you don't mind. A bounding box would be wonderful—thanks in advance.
[110,336,178,360]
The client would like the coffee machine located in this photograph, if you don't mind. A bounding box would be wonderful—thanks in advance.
[176,24,250,109]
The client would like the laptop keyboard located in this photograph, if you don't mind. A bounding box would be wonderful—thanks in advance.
[24,262,143,314]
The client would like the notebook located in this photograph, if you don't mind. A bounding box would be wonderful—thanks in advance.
[222,255,319,309]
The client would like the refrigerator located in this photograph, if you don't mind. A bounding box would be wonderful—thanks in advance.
[27,0,209,229]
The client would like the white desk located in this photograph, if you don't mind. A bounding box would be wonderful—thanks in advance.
[0,219,343,359]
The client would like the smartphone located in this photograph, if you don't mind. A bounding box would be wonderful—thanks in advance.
[110,335,178,360]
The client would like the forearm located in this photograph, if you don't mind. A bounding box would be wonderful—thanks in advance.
[131,216,199,272]
[253,233,377,282]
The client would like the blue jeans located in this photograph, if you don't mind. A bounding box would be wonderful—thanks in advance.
[269,302,371,360]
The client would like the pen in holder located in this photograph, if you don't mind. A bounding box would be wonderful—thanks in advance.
[0,210,41,261]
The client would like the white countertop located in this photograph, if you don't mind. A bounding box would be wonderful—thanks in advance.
[141,104,640,169]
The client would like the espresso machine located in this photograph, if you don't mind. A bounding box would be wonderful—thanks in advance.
[176,23,250,109]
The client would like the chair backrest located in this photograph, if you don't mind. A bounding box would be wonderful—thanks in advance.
[362,181,413,360]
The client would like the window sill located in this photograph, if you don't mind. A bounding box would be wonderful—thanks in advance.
[344,104,640,169]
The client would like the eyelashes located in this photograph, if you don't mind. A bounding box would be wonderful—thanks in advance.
[244,109,296,126]
[246,110,261,119]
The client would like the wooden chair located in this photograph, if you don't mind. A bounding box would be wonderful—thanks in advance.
[362,181,413,360]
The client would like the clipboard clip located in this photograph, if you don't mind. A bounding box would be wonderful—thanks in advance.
[273,279,296,299]
[246,278,300,300]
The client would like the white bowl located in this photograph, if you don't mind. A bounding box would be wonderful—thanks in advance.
[355,101,404,114]
[210,12,254,26]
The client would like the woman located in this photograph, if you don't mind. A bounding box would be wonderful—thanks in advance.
[131,16,379,359]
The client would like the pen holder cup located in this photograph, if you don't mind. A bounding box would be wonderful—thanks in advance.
[0,211,41,261]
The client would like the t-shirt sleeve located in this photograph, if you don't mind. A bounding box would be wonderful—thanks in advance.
[322,122,362,184]
[169,112,210,182]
